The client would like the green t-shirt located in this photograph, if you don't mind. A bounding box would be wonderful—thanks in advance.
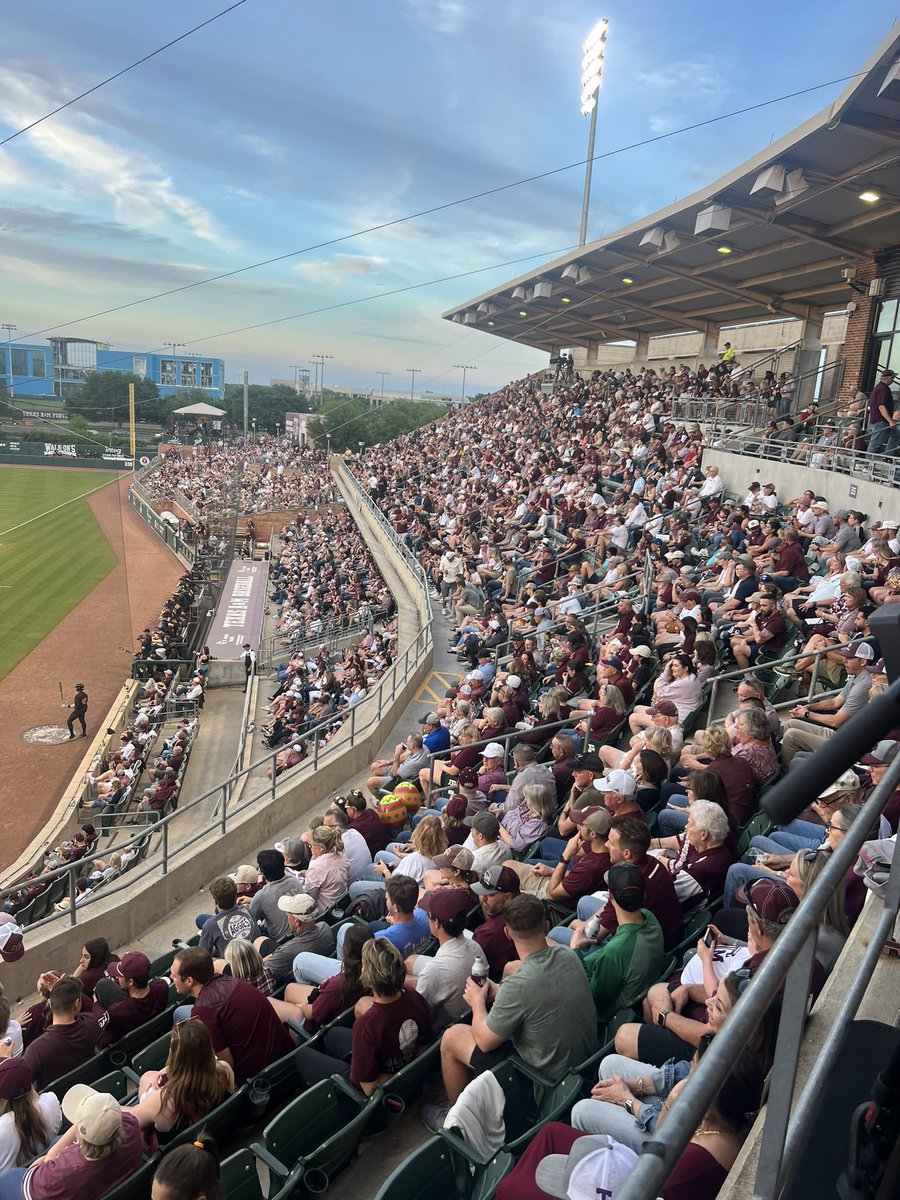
[581,910,665,1023]
[486,944,598,1081]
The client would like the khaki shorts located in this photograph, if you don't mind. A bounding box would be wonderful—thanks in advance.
[517,868,552,899]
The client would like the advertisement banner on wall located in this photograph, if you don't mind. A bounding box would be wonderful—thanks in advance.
[206,560,270,658]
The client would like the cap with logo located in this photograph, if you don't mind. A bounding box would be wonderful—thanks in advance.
[230,865,259,886]
[433,846,475,871]
[840,642,875,662]
[444,794,468,821]
[61,1085,124,1146]
[114,952,151,982]
[534,1132,638,1200]
[605,862,646,912]
[471,865,521,896]
[648,699,678,718]
[572,751,605,773]
[0,914,24,963]
[464,811,501,837]
[745,878,799,926]
[816,769,861,801]
[418,712,440,726]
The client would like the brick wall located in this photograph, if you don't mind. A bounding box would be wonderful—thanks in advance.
[835,255,877,398]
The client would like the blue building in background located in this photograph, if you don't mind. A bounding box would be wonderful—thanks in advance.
[1,337,225,402]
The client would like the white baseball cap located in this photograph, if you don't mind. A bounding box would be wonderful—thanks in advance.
[535,1134,638,1200]
[482,742,505,759]
[506,675,522,689]
[594,770,637,797]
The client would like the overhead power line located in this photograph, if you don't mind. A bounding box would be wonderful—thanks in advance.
[0,0,249,148]
[20,68,866,343]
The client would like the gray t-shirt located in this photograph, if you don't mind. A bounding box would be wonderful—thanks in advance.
[486,944,598,1082]
[249,876,303,942]
[264,921,333,984]
[414,936,479,1030]
[833,524,861,552]
[841,670,873,718]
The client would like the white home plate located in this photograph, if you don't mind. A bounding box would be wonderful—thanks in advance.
[23,725,73,745]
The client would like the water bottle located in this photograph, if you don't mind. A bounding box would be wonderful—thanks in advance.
[470,953,489,987]
[583,915,602,942]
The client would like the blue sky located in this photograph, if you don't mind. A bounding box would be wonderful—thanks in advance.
[0,0,897,397]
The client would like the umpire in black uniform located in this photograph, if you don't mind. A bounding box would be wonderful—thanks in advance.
[66,683,89,739]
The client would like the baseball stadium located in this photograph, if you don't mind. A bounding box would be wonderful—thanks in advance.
[0,12,899,1200]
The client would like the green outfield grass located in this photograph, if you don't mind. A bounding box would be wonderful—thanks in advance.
[0,467,120,681]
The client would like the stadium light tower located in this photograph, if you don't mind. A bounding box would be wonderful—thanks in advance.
[454,363,477,404]
[1,323,16,398]
[579,18,609,247]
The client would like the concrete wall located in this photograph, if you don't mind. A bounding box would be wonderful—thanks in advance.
[3,466,433,1003]
[701,448,897,523]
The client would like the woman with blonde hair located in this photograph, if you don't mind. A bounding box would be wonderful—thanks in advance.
[131,1019,234,1142]
[296,825,350,914]
[349,813,447,898]
[498,783,556,851]
[221,939,275,997]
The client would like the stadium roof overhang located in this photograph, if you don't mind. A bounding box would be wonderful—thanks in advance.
[443,28,900,353]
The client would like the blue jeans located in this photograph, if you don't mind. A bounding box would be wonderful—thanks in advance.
[349,880,386,899]
[868,421,900,456]
[576,895,606,921]
[0,1170,27,1200]
[751,819,823,853]
[292,951,341,985]
[548,925,575,947]
[723,861,770,909]
[374,850,401,867]
[657,806,689,837]
[173,1003,195,1024]
[539,836,567,862]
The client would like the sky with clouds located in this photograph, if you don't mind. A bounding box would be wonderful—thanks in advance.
[0,0,897,398]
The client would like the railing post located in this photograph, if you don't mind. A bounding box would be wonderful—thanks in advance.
[221,786,228,833]
[313,729,320,771]
[161,821,169,875]
[751,930,818,1200]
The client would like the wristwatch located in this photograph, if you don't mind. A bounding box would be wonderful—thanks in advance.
[625,1098,638,1116]
[657,1010,670,1027]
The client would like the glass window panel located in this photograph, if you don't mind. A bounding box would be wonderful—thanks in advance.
[32,354,45,378]
[160,360,176,386]
[180,361,196,387]
[876,298,899,334]
[11,349,27,375]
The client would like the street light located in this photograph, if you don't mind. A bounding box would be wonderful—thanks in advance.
[289,364,304,395]
[312,354,333,405]
[406,367,421,399]
[453,363,477,404]
[166,341,186,357]
[251,417,257,445]
[325,433,332,456]
[375,370,391,405]
[1,323,16,399]
[358,440,364,457]
[579,18,609,247]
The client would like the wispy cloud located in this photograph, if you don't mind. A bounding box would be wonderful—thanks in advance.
[293,254,389,286]
[402,0,471,35]
[635,58,730,135]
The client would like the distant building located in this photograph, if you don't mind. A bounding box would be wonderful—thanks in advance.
[1,336,225,401]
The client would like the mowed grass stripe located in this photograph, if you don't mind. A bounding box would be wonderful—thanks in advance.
[0,468,121,681]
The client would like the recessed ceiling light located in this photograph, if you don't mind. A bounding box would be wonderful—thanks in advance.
[561,296,571,304]
[621,277,633,285]
[518,310,527,317]
[859,190,880,203]
[716,244,733,255]
[487,321,495,326]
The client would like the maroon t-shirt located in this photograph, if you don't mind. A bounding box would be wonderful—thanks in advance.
[589,706,621,740]
[192,976,293,1083]
[707,754,757,828]
[473,913,519,980]
[561,850,612,905]
[351,809,393,854]
[349,987,432,1088]
[95,978,170,1046]
[673,842,733,908]
[599,857,682,950]
[24,1110,144,1200]
[23,1013,102,1091]
[306,972,349,1032]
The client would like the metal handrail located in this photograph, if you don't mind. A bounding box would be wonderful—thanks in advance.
[3,461,433,931]
[707,430,897,482]
[618,678,900,1200]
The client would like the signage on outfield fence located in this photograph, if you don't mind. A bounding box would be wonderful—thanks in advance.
[206,559,270,658]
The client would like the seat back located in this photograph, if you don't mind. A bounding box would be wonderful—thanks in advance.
[366,1040,442,1133]
[109,1005,178,1062]
[165,1085,251,1152]
[218,1149,267,1200]
[103,1156,160,1200]
[131,1030,172,1076]
[260,1077,370,1188]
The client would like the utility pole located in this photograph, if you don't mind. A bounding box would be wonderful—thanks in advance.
[242,371,249,442]
[453,363,477,404]
[375,370,391,406]
[312,354,333,405]
[1,323,17,399]
[167,341,186,357]
[290,363,303,394]
[406,367,421,399]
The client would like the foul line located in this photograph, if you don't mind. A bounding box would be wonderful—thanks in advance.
[0,477,120,539]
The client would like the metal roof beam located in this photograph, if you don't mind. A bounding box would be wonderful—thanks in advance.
[837,113,900,146]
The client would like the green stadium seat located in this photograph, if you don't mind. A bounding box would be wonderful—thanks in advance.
[250,1076,370,1196]
[373,1135,513,1200]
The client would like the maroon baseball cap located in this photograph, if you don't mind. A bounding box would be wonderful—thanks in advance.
[746,878,798,927]
[444,795,468,821]
[0,1059,34,1101]
[471,865,521,896]
[114,952,151,981]
[649,700,678,718]
[569,805,605,826]
[418,889,470,923]
[0,914,24,964]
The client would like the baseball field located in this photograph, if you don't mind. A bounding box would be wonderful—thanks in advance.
[0,466,120,681]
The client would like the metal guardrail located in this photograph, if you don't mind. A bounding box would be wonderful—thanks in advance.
[127,486,196,567]
[618,667,900,1200]
[2,461,434,933]
[707,431,898,484]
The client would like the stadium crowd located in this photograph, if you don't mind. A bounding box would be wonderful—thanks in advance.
[3,361,897,1200]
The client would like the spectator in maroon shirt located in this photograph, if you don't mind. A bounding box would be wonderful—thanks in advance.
[22,977,101,1091]
[470,865,521,981]
[92,952,169,1047]
[340,791,393,855]
[172,948,293,1084]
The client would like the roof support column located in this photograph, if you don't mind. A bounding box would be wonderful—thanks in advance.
[632,332,651,366]
[793,313,824,409]
[695,324,721,369]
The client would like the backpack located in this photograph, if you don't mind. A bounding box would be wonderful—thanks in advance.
[344,890,387,922]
